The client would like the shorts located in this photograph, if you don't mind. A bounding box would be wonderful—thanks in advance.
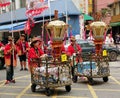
[19,54,26,62]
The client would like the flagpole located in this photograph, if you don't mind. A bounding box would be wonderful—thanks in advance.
[10,0,15,74]
[10,0,14,38]
[48,0,51,21]
[65,0,68,38]
[65,0,68,23]
[42,12,45,41]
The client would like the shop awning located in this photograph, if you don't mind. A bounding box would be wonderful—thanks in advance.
[0,22,25,32]
[9,24,25,32]
[110,22,120,27]
[84,14,94,21]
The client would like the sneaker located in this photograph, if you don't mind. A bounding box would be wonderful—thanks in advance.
[10,79,15,83]
[24,68,28,71]
[20,68,23,71]
[5,80,10,84]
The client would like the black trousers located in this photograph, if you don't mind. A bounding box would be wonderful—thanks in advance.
[6,55,14,81]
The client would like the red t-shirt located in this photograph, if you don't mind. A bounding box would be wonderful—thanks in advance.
[28,47,44,64]
[67,44,82,56]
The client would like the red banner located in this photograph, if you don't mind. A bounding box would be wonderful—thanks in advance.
[26,0,49,17]
[0,0,10,7]
[24,18,35,35]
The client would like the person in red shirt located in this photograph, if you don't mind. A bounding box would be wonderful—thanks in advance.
[67,36,82,56]
[67,36,82,77]
[28,37,47,67]
[4,36,17,84]
[16,34,29,71]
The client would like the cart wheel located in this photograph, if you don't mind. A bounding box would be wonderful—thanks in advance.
[88,78,94,85]
[46,88,51,96]
[103,77,109,82]
[31,84,36,92]
[65,85,71,92]
[72,75,78,83]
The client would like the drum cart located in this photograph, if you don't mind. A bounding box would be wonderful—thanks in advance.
[30,57,72,96]
[72,21,110,85]
[72,51,110,85]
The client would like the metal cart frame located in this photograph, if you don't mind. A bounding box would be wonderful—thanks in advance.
[72,51,110,85]
[30,57,72,96]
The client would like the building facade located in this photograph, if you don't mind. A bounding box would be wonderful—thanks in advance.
[96,0,114,11]
[108,1,120,43]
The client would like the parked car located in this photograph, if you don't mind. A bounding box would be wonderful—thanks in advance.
[65,39,120,61]
[76,40,120,61]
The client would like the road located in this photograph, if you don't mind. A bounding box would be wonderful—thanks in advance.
[0,56,120,98]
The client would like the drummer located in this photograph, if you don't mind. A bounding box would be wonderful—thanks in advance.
[28,37,47,67]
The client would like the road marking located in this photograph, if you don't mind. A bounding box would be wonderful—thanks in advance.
[87,84,98,98]
[57,96,89,98]
[0,92,18,95]
[0,80,4,83]
[112,73,120,75]
[0,82,5,87]
[2,86,27,89]
[95,89,120,92]
[52,90,57,98]
[15,80,30,82]
[110,76,120,85]
[24,93,45,96]
[0,75,30,87]
[16,83,31,98]
[57,88,88,91]
[15,75,30,79]
[0,75,29,82]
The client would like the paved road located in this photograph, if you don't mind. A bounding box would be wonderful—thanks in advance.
[0,56,120,98]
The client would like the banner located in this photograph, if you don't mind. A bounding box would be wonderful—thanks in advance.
[24,18,35,35]
[0,0,10,7]
[26,0,49,17]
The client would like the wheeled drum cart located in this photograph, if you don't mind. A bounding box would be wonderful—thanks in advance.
[72,52,110,85]
[73,21,110,85]
[30,57,72,96]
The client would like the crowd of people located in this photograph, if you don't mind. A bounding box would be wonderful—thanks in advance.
[0,34,82,85]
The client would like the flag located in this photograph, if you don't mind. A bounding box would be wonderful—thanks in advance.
[24,18,35,35]
[0,0,10,7]
[26,0,49,17]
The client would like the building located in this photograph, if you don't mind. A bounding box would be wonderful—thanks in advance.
[89,0,115,21]
[108,0,120,43]
[0,0,81,43]
[94,0,115,12]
